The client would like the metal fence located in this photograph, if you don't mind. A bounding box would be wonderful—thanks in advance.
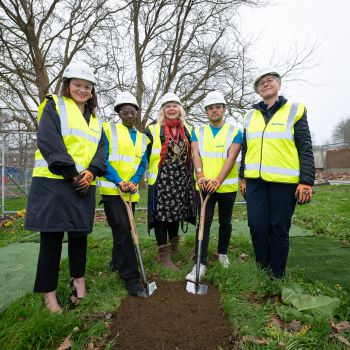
[0,131,36,217]
[1,129,350,216]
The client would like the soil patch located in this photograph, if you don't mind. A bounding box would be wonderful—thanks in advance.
[110,280,233,350]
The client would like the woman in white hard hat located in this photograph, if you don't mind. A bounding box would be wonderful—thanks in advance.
[25,62,106,313]
[145,92,196,270]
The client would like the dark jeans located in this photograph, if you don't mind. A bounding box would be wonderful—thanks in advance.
[34,232,87,293]
[102,195,139,286]
[195,191,236,265]
[246,179,297,278]
[154,220,180,246]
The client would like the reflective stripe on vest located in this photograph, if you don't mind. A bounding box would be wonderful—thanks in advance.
[34,159,85,173]
[244,102,303,183]
[97,123,148,201]
[198,125,234,159]
[195,124,239,193]
[32,95,101,181]
[57,97,102,144]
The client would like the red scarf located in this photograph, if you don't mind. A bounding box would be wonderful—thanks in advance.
[159,118,190,167]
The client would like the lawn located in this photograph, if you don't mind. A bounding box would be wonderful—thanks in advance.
[0,185,349,349]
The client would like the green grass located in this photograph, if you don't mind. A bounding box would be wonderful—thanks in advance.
[0,228,349,349]
[0,184,349,349]
[293,185,350,242]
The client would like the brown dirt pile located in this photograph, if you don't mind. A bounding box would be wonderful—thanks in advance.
[110,280,233,350]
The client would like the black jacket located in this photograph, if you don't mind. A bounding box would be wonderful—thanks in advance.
[25,98,106,233]
[239,96,315,185]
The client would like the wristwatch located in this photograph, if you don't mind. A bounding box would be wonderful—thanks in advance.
[195,167,202,173]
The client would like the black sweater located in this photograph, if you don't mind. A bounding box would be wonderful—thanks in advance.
[239,96,315,186]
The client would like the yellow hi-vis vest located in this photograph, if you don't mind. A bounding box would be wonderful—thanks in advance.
[32,95,102,184]
[194,124,239,193]
[243,101,305,184]
[96,123,149,202]
[147,122,192,185]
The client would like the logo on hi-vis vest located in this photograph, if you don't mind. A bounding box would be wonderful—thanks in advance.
[271,122,285,126]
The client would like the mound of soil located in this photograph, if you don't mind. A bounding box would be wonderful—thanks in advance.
[110,280,233,350]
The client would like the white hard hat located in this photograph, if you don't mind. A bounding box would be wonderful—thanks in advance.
[254,68,281,92]
[160,92,182,106]
[63,62,97,84]
[114,91,139,112]
[203,90,226,109]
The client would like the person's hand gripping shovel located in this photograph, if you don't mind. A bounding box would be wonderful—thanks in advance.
[186,189,210,295]
[117,186,157,297]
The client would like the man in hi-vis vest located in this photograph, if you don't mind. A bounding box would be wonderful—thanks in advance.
[186,91,242,282]
[240,69,315,279]
[97,92,149,297]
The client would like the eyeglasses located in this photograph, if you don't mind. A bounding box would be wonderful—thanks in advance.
[258,77,276,87]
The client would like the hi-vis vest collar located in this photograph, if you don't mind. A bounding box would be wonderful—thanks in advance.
[198,124,235,159]
[243,101,303,183]
[33,95,102,175]
[108,124,148,164]
[244,102,299,141]
[56,96,101,144]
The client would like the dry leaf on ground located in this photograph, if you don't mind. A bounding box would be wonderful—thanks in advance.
[331,333,350,347]
[238,253,249,262]
[242,335,269,345]
[332,321,350,333]
[57,333,73,350]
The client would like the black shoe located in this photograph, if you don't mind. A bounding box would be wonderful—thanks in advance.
[128,288,147,298]
[125,278,147,298]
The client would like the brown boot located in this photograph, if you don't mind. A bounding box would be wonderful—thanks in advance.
[170,235,180,253]
[158,243,179,271]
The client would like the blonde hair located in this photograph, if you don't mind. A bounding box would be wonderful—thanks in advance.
[157,103,187,125]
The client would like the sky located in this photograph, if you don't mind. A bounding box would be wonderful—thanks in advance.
[238,0,349,145]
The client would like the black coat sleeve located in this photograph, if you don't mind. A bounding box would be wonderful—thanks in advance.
[37,99,79,179]
[145,126,153,162]
[294,108,315,185]
[239,129,247,179]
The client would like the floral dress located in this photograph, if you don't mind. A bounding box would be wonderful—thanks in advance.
[155,136,195,222]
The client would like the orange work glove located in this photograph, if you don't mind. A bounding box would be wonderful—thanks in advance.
[206,178,222,194]
[72,170,94,196]
[127,182,137,194]
[196,172,209,192]
[295,184,313,204]
[240,179,246,199]
[118,181,129,192]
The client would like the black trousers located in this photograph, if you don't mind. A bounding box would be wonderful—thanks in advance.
[102,195,139,285]
[34,232,87,293]
[195,191,236,265]
[154,220,180,246]
[246,179,297,278]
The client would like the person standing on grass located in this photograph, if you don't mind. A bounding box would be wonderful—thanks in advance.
[96,92,149,298]
[25,62,106,313]
[186,91,242,282]
[145,92,196,271]
[239,68,315,279]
